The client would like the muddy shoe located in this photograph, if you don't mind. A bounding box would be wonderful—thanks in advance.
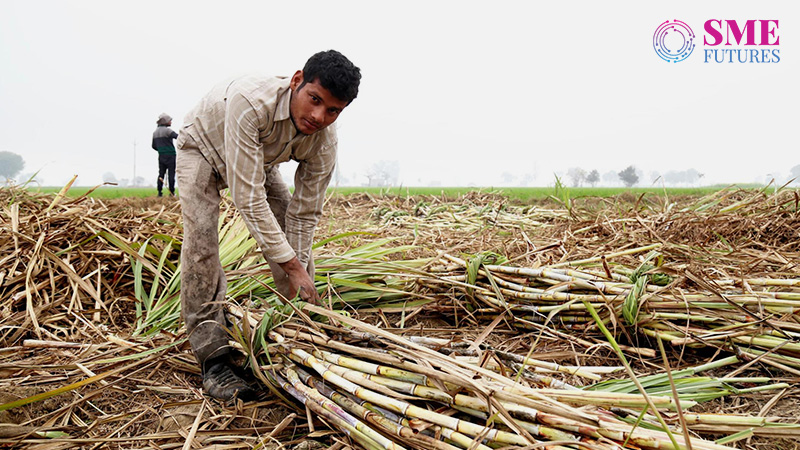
[202,361,256,402]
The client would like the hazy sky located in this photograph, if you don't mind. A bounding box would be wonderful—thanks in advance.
[1,1,797,187]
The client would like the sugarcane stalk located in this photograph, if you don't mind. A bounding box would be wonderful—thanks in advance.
[284,366,408,450]
[273,371,388,450]
[596,415,734,450]
[314,356,454,403]
[450,356,582,390]
[315,349,432,387]
[302,305,602,425]
[273,331,536,446]
[274,327,475,388]
[311,354,596,444]
[298,368,417,440]
[493,349,602,381]
[433,426,496,450]
[542,244,664,268]
[272,327,731,450]
[447,404,624,450]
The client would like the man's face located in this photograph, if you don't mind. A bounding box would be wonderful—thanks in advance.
[289,70,349,135]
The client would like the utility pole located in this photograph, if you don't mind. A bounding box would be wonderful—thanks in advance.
[133,139,137,186]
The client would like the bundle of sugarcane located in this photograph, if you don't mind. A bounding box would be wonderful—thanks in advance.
[418,248,800,373]
[227,302,799,450]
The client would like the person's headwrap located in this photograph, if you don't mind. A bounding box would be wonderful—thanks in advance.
[157,113,172,125]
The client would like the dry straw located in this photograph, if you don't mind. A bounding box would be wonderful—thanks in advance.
[3,184,800,449]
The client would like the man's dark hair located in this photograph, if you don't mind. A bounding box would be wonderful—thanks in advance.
[300,50,361,104]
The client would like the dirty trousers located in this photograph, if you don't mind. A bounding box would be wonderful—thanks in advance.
[176,142,314,368]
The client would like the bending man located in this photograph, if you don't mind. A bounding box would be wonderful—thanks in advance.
[176,50,361,401]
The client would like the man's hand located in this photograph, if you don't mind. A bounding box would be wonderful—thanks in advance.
[278,257,320,304]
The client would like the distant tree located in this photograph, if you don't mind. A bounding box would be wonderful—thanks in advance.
[586,169,600,187]
[566,167,586,187]
[133,176,146,187]
[366,160,400,187]
[635,167,646,185]
[102,172,118,184]
[501,171,516,185]
[663,170,683,186]
[520,173,535,187]
[602,170,619,186]
[618,165,639,187]
[663,169,704,186]
[685,168,704,185]
[791,165,800,184]
[0,151,25,181]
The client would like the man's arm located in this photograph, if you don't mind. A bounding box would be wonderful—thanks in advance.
[285,139,337,270]
[223,92,303,273]
[279,154,333,304]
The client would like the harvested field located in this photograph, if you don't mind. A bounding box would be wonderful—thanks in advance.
[1,185,800,449]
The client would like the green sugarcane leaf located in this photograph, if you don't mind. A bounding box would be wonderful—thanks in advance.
[313,231,378,248]
[715,429,754,445]
[622,276,647,326]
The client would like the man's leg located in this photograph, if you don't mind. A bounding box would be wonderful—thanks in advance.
[157,155,167,197]
[166,154,177,196]
[176,142,255,401]
[176,146,227,364]
[262,168,315,298]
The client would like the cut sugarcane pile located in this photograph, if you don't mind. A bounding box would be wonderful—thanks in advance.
[372,192,567,232]
[0,182,183,344]
[4,184,800,449]
[362,187,800,276]
[417,249,800,373]
[230,304,799,450]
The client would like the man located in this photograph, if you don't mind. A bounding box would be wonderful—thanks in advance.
[152,113,179,197]
[175,50,361,401]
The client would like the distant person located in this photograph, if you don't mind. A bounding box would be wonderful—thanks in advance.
[152,113,178,197]
[176,50,361,401]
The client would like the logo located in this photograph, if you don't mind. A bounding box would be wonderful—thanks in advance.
[653,20,695,63]
[703,20,780,63]
[653,19,780,63]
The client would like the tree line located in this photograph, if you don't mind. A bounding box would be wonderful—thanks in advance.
[565,166,705,188]
[2,149,795,188]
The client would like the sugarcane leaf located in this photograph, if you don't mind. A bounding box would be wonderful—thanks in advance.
[715,428,754,445]
[622,276,647,326]
[98,230,161,277]
[313,231,377,248]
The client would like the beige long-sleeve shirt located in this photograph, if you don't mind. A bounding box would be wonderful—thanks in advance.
[180,75,337,266]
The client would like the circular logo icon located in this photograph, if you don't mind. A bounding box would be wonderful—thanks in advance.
[653,20,695,62]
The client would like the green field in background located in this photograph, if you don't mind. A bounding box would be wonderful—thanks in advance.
[28,186,162,199]
[328,186,729,202]
[25,185,750,202]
